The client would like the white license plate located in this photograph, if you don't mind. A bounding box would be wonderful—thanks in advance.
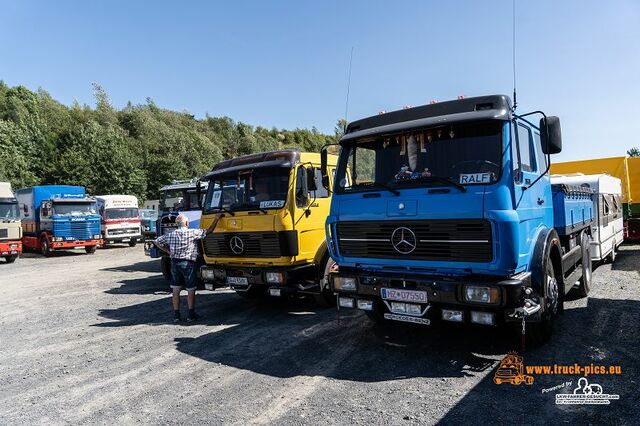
[384,313,431,325]
[226,276,248,285]
[380,288,427,303]
[269,288,281,297]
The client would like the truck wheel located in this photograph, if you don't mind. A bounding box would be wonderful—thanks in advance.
[160,256,172,282]
[128,240,137,247]
[40,237,51,257]
[528,254,559,344]
[575,232,592,298]
[314,255,337,307]
[4,255,17,264]
[85,246,97,254]
[607,241,616,263]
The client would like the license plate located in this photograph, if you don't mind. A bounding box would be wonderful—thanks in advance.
[380,288,428,303]
[205,283,214,291]
[384,313,431,325]
[269,288,281,297]
[226,276,248,285]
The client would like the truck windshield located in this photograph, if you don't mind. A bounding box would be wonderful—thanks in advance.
[335,121,503,193]
[204,168,290,213]
[53,202,98,216]
[140,209,158,221]
[105,208,139,220]
[160,189,204,212]
[0,202,19,220]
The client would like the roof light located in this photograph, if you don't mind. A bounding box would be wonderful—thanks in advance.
[457,95,466,100]
[378,111,386,115]
[429,100,438,104]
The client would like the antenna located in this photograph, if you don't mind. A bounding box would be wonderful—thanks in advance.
[512,0,518,110]
[344,46,354,130]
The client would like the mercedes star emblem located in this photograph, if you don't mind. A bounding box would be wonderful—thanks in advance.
[391,227,417,254]
[229,235,244,254]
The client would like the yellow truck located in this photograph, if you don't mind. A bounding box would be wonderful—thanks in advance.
[198,150,338,304]
[551,156,640,240]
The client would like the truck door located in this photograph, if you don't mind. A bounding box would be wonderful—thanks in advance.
[294,166,330,261]
[512,122,549,267]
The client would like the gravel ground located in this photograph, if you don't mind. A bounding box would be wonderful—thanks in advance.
[0,244,638,425]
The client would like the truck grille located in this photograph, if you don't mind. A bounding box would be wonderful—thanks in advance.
[336,219,492,262]
[53,220,100,241]
[203,232,283,258]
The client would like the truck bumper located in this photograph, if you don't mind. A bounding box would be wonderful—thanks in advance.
[331,269,534,326]
[50,240,101,250]
[200,263,318,295]
[0,241,22,257]
[103,235,142,244]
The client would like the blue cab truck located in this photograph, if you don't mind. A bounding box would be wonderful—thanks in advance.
[321,95,594,342]
[16,185,102,256]
[145,179,208,283]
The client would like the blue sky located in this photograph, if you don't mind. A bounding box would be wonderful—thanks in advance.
[1,0,638,162]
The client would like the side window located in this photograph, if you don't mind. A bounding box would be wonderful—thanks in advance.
[311,168,329,199]
[516,124,534,172]
[533,132,547,171]
[602,195,610,216]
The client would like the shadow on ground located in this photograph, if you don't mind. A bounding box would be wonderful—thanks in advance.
[438,297,639,425]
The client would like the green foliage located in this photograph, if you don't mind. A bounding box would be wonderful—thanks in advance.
[628,147,640,157]
[0,82,336,201]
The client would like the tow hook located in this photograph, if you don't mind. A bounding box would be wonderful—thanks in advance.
[507,298,541,318]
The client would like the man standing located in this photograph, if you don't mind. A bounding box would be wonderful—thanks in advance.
[153,212,222,322]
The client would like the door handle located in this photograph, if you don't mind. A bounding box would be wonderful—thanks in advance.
[537,198,544,205]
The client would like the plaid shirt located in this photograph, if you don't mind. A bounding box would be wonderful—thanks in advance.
[156,227,206,262]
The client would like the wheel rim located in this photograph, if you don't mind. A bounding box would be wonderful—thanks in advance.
[547,273,558,315]
[41,240,48,255]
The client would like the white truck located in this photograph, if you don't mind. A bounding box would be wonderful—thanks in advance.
[96,195,142,247]
[551,174,624,262]
[0,182,22,263]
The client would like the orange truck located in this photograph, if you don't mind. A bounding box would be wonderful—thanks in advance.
[551,156,640,240]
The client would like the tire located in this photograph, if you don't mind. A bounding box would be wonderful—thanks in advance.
[40,236,51,257]
[128,239,137,247]
[314,254,337,307]
[575,232,592,298]
[4,255,17,264]
[528,254,560,344]
[160,256,172,282]
[85,246,97,254]
[607,241,616,263]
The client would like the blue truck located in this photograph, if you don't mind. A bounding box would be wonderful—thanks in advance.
[16,185,102,256]
[145,179,208,283]
[321,95,594,342]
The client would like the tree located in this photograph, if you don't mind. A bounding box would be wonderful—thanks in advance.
[628,147,640,157]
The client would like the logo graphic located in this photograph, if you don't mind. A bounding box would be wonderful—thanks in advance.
[229,235,244,254]
[556,378,619,405]
[493,353,534,386]
[391,227,417,254]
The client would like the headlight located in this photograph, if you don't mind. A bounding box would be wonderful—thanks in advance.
[144,226,150,232]
[93,234,102,239]
[334,276,356,291]
[10,244,18,249]
[464,286,501,304]
[201,268,216,280]
[265,272,284,284]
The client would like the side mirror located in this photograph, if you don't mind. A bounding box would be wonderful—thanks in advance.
[540,116,562,154]
[320,146,329,190]
[306,166,318,192]
[296,167,309,207]
[196,181,203,208]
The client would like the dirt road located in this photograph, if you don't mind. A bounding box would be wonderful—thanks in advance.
[1,245,638,425]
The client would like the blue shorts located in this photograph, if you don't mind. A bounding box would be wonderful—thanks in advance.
[170,259,197,291]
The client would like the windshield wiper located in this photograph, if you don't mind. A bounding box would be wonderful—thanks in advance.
[384,183,400,196]
[423,176,467,192]
[218,207,235,216]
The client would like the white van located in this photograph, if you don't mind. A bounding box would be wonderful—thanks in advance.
[551,174,624,262]
[96,195,142,247]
